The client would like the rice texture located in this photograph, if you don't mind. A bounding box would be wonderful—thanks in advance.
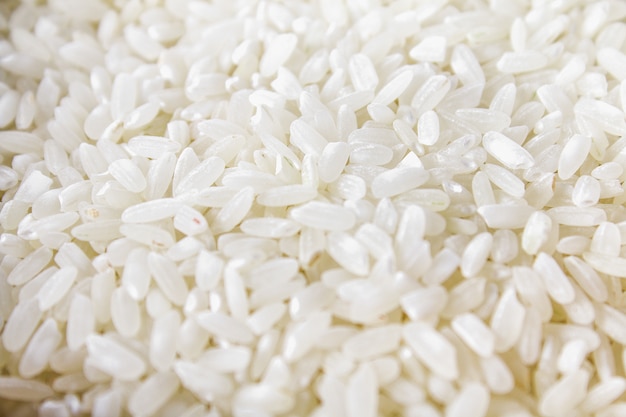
[2,0,626,416]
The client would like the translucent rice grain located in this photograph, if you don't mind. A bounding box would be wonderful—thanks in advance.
[0,233,31,258]
[248,303,287,335]
[400,286,448,321]
[451,313,495,358]
[450,44,485,86]
[538,370,589,417]
[0,89,19,128]
[403,323,458,380]
[445,382,489,417]
[224,266,249,321]
[417,110,440,146]
[7,246,53,286]
[14,170,53,203]
[0,131,44,156]
[175,156,226,196]
[289,283,334,322]
[200,347,252,374]
[373,70,413,105]
[327,174,367,201]
[290,201,356,231]
[222,170,285,194]
[563,256,608,302]
[120,224,175,248]
[441,277,486,318]
[516,307,542,365]
[346,364,378,417]
[558,134,592,180]
[290,119,328,157]
[212,186,255,234]
[260,33,298,77]
[454,108,512,134]
[460,232,493,278]
[533,253,575,305]
[259,133,301,170]
[480,356,515,394]
[150,310,180,371]
[490,288,525,352]
[174,360,233,401]
[397,188,450,213]
[590,222,621,257]
[234,383,295,414]
[562,284,595,325]
[350,143,394,165]
[411,74,451,116]
[186,73,228,100]
[108,159,146,193]
[121,198,183,223]
[490,229,519,263]
[557,339,589,374]
[128,371,179,417]
[574,98,626,136]
[36,266,78,311]
[194,250,224,292]
[19,318,62,378]
[0,377,54,402]
[513,266,553,322]
[471,171,496,207]
[240,217,300,238]
[393,118,424,155]
[597,47,626,81]
[521,211,552,255]
[483,131,534,170]
[66,294,95,351]
[572,175,601,208]
[547,206,606,227]
[283,311,331,362]
[91,270,115,324]
[85,335,146,381]
[348,53,379,91]
[145,152,176,200]
[195,311,254,344]
[127,136,182,159]
[174,205,208,236]
[327,232,370,276]
[299,50,329,85]
[371,167,429,198]
[148,252,188,306]
[489,83,517,115]
[591,162,623,180]
[582,252,626,278]
[354,223,392,261]
[482,163,525,198]
[109,73,136,122]
[581,377,626,413]
[423,248,460,285]
[410,36,446,63]
[124,100,160,130]
[497,51,548,73]
[318,142,350,183]
[110,287,140,337]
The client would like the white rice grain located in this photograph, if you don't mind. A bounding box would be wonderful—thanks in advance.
[85,334,146,381]
[403,323,458,381]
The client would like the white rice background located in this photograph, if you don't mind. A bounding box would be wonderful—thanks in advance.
[1,0,626,416]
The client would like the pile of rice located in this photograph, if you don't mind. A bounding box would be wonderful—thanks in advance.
[1,0,626,416]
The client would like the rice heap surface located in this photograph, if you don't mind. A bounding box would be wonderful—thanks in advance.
[1,0,626,416]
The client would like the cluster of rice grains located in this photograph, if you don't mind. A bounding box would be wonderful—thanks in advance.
[1,0,626,416]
